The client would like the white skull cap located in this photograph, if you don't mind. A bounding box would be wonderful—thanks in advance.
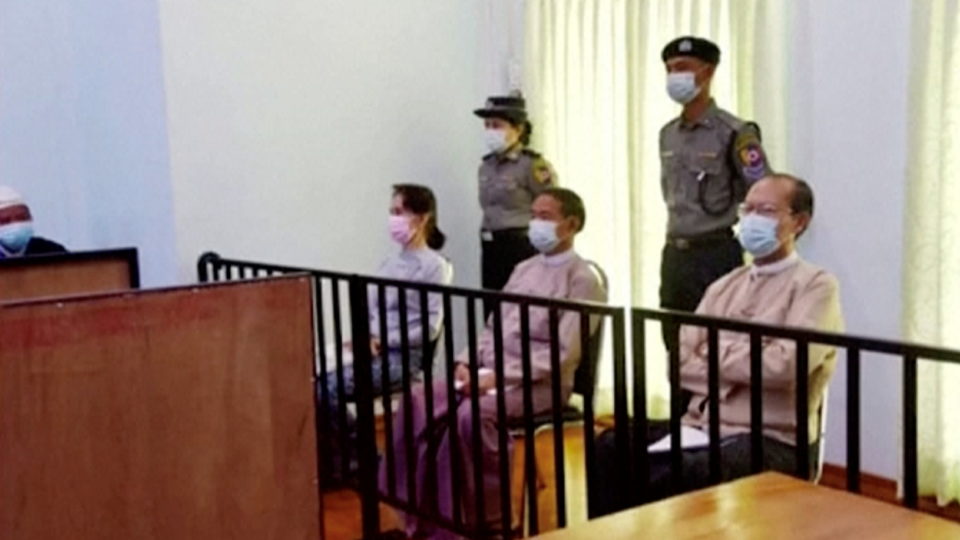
[0,186,25,211]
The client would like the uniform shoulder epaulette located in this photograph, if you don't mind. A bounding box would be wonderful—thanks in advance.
[712,108,747,133]
[661,117,682,132]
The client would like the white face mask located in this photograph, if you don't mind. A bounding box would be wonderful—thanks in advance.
[527,219,560,253]
[666,72,701,104]
[483,128,510,153]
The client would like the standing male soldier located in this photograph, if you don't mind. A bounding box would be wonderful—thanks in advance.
[658,36,771,346]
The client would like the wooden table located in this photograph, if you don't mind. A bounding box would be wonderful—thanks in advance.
[535,472,960,539]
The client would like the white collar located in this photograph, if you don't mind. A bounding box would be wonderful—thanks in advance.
[541,248,577,267]
[750,251,800,278]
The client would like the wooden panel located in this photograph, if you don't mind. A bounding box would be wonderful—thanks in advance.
[0,277,319,539]
[535,473,960,539]
[0,249,137,302]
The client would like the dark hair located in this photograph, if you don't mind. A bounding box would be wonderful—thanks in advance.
[764,174,814,238]
[518,120,533,146]
[539,187,586,231]
[392,184,446,250]
[789,178,814,218]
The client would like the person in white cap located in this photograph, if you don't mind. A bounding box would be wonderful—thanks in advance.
[0,186,65,259]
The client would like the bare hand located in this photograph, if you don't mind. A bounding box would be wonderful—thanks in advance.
[370,338,382,356]
[454,364,470,388]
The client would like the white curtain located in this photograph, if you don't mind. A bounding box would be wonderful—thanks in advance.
[523,0,788,416]
[904,0,960,507]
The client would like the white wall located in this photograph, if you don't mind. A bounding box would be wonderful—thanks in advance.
[0,0,177,286]
[0,0,918,479]
[788,0,912,477]
[157,0,486,291]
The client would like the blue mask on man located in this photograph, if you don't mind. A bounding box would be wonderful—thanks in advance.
[0,221,34,256]
[738,214,780,258]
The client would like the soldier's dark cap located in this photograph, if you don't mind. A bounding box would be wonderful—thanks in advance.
[473,94,528,124]
[661,36,721,65]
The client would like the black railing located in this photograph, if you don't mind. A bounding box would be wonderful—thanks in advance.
[197,252,960,539]
[198,252,618,538]
[629,308,960,510]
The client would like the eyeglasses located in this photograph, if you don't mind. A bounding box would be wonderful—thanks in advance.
[738,203,793,219]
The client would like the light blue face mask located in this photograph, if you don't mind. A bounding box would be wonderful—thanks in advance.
[738,213,780,258]
[0,221,34,255]
[528,219,560,253]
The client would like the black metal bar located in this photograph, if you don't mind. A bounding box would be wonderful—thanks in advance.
[419,289,438,507]
[611,311,630,509]
[846,348,861,492]
[903,353,919,509]
[492,299,512,538]
[466,298,486,534]
[398,286,416,507]
[348,276,381,538]
[442,293,463,527]
[707,327,721,484]
[630,310,650,506]
[197,255,211,283]
[378,283,396,498]
[520,303,539,536]
[583,314,599,518]
[750,332,764,473]
[796,340,811,480]
[632,307,960,365]
[331,278,350,481]
[668,317,682,492]
[548,308,567,529]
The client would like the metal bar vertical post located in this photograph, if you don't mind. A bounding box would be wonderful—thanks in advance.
[846,348,861,492]
[442,293,463,527]
[548,308,567,529]
[903,353,919,509]
[492,301,512,537]
[707,327,721,483]
[795,340,811,480]
[466,299,486,534]
[611,311,630,507]
[668,317,683,491]
[750,332,764,473]
[398,288,416,507]
[348,276,381,538]
[378,284,396,497]
[631,311,650,506]
[520,303,539,535]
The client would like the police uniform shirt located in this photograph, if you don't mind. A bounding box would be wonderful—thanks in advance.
[660,100,770,238]
[478,146,556,231]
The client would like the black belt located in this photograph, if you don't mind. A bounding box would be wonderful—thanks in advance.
[665,228,734,250]
[481,227,528,241]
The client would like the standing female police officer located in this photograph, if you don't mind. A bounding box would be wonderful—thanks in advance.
[473,93,557,297]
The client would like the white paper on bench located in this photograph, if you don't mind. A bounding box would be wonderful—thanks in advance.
[648,426,711,453]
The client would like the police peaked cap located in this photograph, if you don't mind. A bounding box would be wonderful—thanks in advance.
[473,94,528,124]
[661,36,721,65]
